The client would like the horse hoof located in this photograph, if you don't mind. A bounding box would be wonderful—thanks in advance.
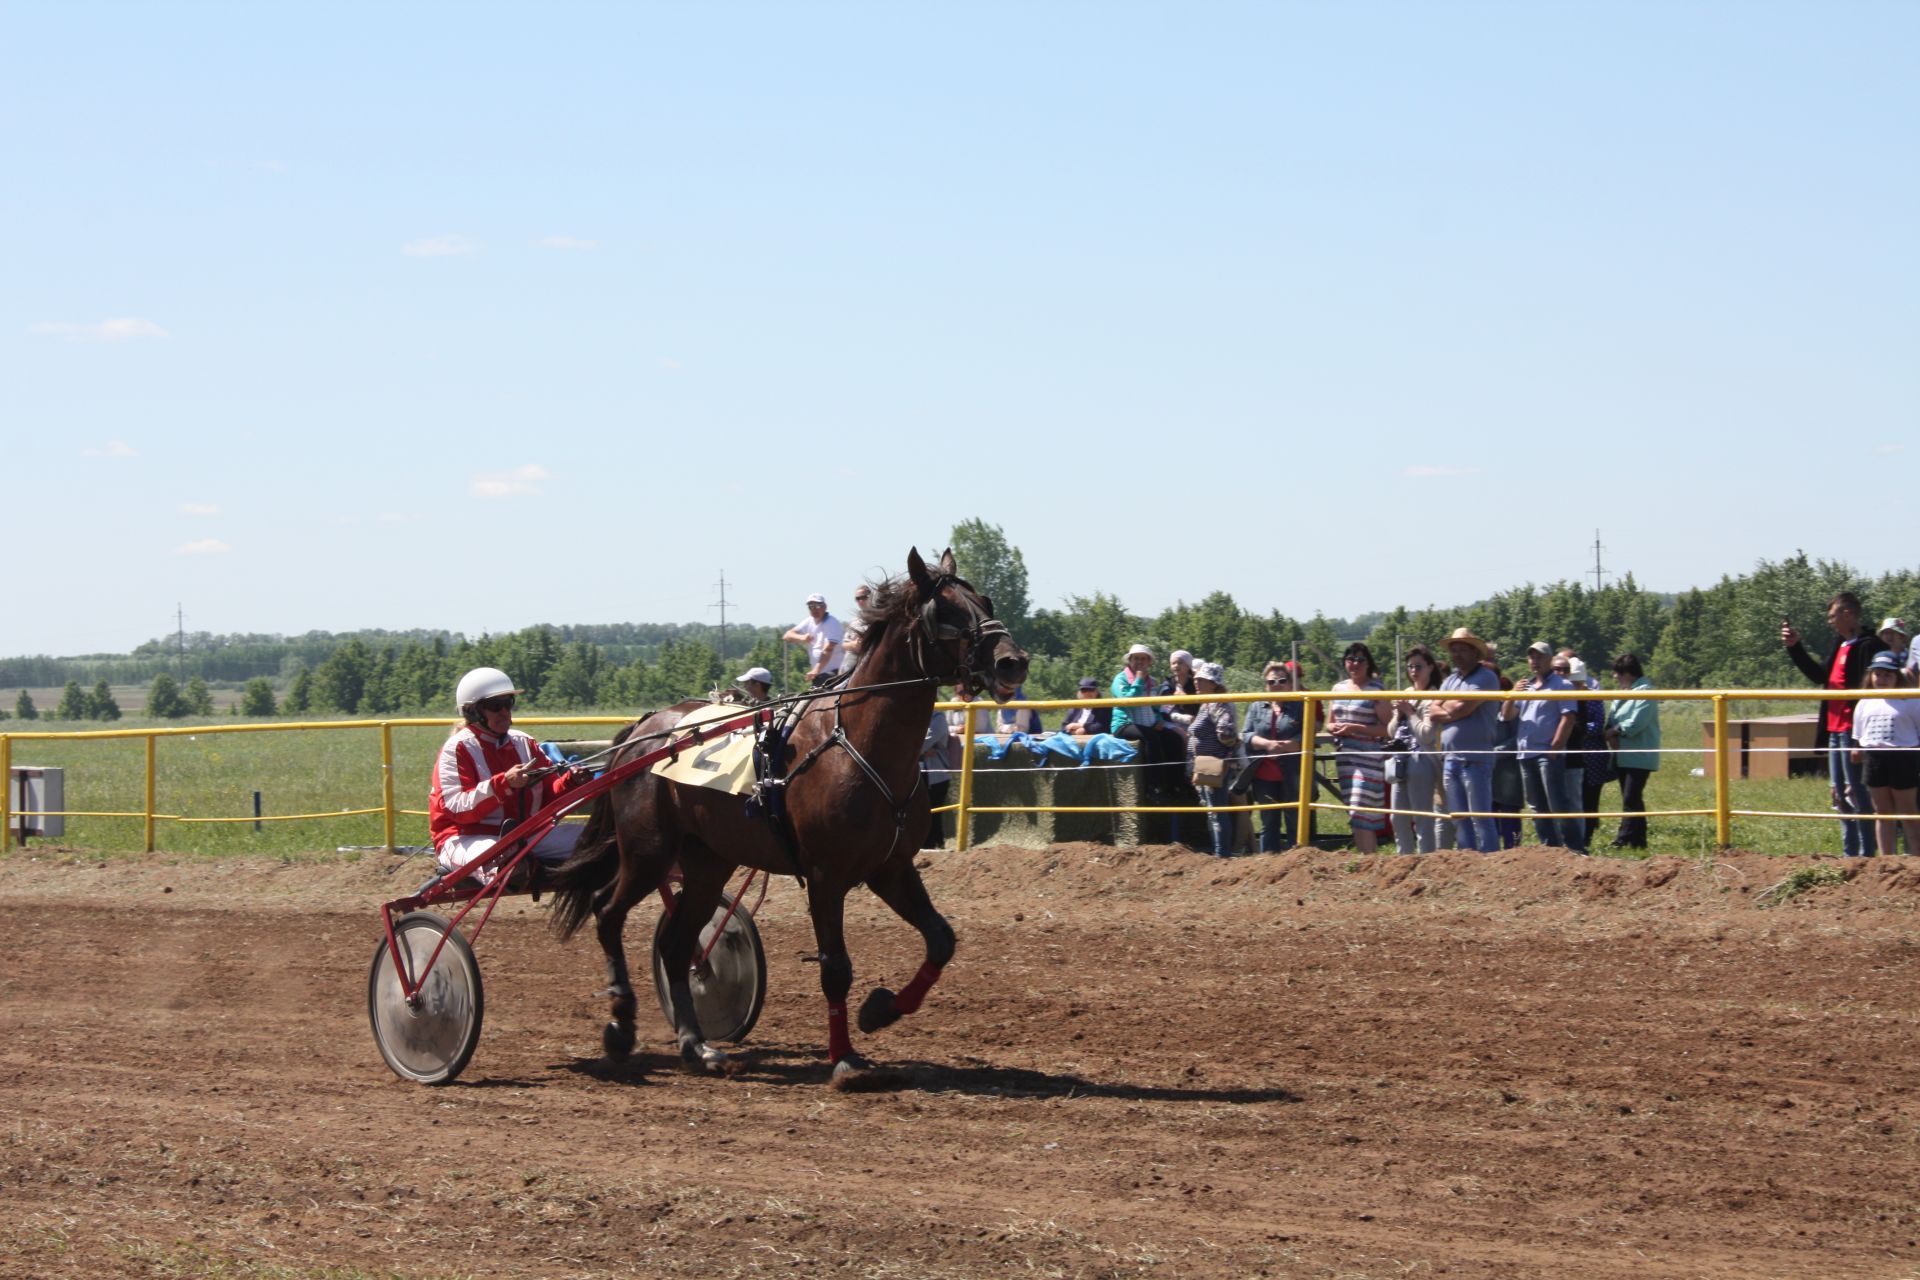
[680,1041,728,1075]
[857,986,900,1034]
[603,1020,635,1060]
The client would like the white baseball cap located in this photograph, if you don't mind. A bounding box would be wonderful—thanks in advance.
[737,667,773,686]
[1126,643,1154,659]
[805,593,826,606]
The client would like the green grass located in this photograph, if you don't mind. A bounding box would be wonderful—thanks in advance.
[1,714,624,857]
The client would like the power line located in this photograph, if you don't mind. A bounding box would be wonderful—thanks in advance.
[709,571,732,661]
[1590,530,1608,592]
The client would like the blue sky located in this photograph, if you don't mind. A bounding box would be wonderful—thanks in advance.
[6,3,1914,656]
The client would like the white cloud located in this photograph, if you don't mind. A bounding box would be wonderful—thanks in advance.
[659,357,683,371]
[1402,464,1483,479]
[537,234,599,251]
[81,441,139,458]
[179,502,220,516]
[33,318,169,342]
[375,512,421,524]
[1874,443,1904,456]
[176,539,231,555]
[471,463,551,499]
[403,234,480,257]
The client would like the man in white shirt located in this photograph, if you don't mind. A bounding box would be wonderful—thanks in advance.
[783,593,846,687]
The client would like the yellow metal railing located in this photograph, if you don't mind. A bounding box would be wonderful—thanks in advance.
[3,689,1916,854]
[930,686,1920,853]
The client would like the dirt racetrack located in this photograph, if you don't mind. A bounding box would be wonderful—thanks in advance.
[3,843,1918,1280]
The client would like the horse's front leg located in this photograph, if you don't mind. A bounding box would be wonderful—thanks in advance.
[858,854,955,1035]
[804,878,871,1085]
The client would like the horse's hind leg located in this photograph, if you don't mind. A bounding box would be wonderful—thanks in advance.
[857,855,956,1035]
[657,855,731,1074]
[595,846,673,1060]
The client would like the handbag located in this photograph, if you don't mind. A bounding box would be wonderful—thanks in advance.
[1191,754,1229,787]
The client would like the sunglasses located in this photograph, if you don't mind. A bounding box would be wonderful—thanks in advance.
[476,694,516,714]
[1265,676,1292,685]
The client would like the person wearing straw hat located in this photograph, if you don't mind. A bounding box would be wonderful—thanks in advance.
[1430,628,1503,853]
[1877,618,1913,685]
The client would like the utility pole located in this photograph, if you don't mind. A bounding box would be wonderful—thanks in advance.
[1590,530,1608,592]
[176,604,186,674]
[710,571,732,662]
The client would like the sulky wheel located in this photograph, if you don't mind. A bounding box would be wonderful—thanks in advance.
[368,911,484,1085]
[651,890,767,1044]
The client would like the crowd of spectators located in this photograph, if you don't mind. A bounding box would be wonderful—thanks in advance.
[772,585,1914,860]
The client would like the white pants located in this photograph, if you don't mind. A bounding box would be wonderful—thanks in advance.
[436,823,582,883]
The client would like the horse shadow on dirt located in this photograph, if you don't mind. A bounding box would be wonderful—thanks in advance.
[554,1045,1300,1104]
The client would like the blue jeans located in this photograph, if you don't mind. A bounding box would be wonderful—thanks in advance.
[1199,785,1235,857]
[1251,774,1298,851]
[1554,757,1588,852]
[1390,751,1454,853]
[1444,755,1499,853]
[1829,733,1877,856]
[1517,755,1567,848]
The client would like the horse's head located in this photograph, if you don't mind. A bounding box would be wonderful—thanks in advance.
[903,546,1031,702]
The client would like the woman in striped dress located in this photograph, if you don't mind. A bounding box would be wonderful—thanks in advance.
[1328,642,1391,853]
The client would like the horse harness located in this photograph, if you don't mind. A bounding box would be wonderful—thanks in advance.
[750,571,1011,873]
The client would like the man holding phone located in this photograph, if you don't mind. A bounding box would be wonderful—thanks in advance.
[1783,593,1887,857]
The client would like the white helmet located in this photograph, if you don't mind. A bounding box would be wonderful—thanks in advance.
[455,667,518,711]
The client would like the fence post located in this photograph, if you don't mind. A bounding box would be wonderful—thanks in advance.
[145,733,157,853]
[1712,694,1731,848]
[954,713,976,852]
[1294,696,1317,848]
[381,722,396,853]
[1,734,11,850]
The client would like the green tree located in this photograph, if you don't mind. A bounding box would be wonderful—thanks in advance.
[14,689,38,720]
[147,673,187,719]
[183,676,215,716]
[240,677,278,717]
[87,680,121,721]
[948,519,1031,629]
[1297,613,1343,689]
[541,642,604,709]
[1651,589,1710,688]
[312,639,371,713]
[281,667,313,715]
[55,680,88,720]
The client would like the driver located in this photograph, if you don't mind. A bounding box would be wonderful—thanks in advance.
[429,666,590,884]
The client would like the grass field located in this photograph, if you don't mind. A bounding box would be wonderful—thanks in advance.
[0,701,1871,860]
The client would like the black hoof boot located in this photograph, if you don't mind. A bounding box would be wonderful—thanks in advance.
[603,1020,636,1060]
[858,986,900,1034]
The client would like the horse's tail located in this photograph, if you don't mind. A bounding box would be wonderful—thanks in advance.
[545,790,619,940]
[546,720,640,940]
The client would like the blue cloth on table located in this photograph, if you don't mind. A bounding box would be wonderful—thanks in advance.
[1033,732,1138,766]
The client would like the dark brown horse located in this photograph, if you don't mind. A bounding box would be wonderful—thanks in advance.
[548,548,1030,1085]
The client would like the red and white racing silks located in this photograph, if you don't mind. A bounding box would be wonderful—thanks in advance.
[428,724,582,852]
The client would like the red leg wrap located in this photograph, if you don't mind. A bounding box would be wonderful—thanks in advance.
[893,961,943,1017]
[827,1002,853,1063]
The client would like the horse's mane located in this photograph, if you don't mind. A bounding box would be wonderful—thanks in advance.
[852,574,914,651]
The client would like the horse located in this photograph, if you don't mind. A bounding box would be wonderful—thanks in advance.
[547,547,1031,1086]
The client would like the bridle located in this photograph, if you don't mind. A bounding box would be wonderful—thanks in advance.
[908,572,1012,696]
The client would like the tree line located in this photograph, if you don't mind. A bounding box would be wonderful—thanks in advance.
[3,529,1914,723]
